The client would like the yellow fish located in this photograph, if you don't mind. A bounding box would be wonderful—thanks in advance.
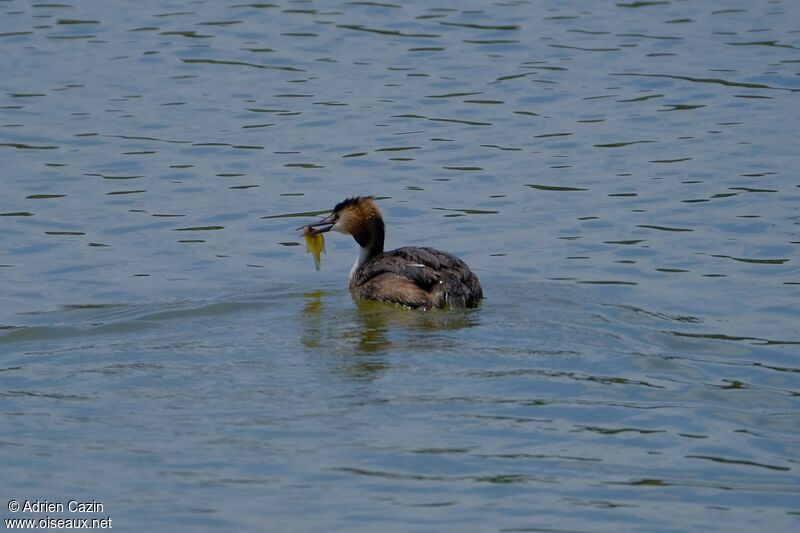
[303,226,325,271]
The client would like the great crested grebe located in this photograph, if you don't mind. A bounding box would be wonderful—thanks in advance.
[303,196,482,309]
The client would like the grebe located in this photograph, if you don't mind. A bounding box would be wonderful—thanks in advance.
[303,196,482,309]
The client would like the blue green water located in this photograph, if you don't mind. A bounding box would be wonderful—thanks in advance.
[1,0,799,530]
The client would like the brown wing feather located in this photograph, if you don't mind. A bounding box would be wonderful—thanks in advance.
[351,246,482,309]
[353,273,434,308]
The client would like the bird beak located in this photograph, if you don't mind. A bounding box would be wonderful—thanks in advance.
[299,213,335,235]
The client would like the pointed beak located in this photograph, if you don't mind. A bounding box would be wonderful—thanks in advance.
[299,213,335,235]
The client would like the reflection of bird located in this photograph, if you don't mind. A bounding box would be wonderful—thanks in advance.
[303,196,482,309]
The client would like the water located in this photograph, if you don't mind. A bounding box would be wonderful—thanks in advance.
[1,0,799,530]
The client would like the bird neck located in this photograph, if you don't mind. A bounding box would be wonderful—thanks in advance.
[351,215,385,262]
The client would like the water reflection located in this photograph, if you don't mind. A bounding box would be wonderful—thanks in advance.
[300,289,391,380]
[301,290,480,357]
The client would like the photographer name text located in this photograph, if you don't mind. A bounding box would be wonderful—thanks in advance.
[10,500,104,514]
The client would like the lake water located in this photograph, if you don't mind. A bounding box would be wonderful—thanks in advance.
[1,0,798,530]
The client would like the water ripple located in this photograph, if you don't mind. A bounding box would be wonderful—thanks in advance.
[1,1,799,530]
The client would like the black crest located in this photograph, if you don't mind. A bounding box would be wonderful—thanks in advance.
[333,195,374,214]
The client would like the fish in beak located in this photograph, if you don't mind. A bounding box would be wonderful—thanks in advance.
[299,213,336,271]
